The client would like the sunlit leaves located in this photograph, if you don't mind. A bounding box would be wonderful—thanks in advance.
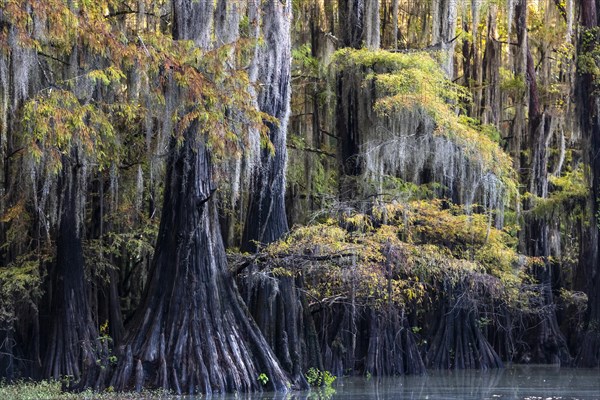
[332,48,517,204]
[258,198,526,311]
[22,89,116,173]
[166,39,275,164]
[88,67,126,86]
[4,0,275,183]
[530,167,588,218]
[0,257,42,325]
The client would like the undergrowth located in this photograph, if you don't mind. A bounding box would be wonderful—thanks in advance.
[0,380,173,400]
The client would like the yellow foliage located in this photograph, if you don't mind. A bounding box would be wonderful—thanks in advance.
[7,0,271,180]
[0,200,25,223]
[0,258,42,324]
[332,48,517,204]
[260,199,526,311]
[22,89,116,173]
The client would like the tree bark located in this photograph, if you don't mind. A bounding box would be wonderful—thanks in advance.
[431,0,458,76]
[336,67,365,200]
[576,0,600,368]
[425,287,503,370]
[240,3,317,389]
[518,3,570,363]
[480,5,500,127]
[364,0,380,50]
[240,272,317,389]
[43,155,99,381]
[242,0,292,252]
[392,0,399,49]
[315,303,425,376]
[82,1,292,393]
[106,130,289,393]
[338,0,365,49]
[365,308,425,375]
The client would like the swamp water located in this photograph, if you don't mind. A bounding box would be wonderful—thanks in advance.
[201,365,600,400]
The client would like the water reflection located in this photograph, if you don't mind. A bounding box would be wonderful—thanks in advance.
[198,365,600,400]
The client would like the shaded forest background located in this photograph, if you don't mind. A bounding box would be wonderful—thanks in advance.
[1,0,600,395]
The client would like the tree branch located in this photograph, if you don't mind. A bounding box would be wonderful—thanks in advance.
[287,143,336,158]
[37,52,70,66]
[232,252,355,275]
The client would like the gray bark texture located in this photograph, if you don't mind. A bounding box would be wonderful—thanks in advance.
[81,1,292,393]
[242,0,292,251]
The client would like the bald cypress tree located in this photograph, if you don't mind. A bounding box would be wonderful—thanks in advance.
[336,0,380,201]
[84,0,291,393]
[576,0,600,368]
[239,2,321,389]
[242,0,292,252]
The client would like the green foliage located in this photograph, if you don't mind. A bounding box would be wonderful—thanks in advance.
[22,89,117,174]
[257,373,269,386]
[0,257,42,326]
[261,198,525,312]
[102,224,157,269]
[531,168,588,219]
[378,200,519,276]
[331,48,517,204]
[168,40,274,160]
[87,67,127,87]
[0,380,69,400]
[578,27,600,84]
[500,67,526,96]
[293,44,319,76]
[7,0,272,179]
[332,48,470,110]
[0,380,174,399]
[305,368,336,387]
[95,321,117,369]
[1,0,278,333]
[458,115,502,144]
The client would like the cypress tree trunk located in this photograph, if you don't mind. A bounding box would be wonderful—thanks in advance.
[391,0,399,49]
[239,2,318,389]
[480,5,500,127]
[521,6,570,365]
[576,0,600,367]
[240,273,318,388]
[92,174,124,346]
[335,1,391,202]
[510,0,528,190]
[365,308,425,376]
[337,0,379,50]
[105,129,289,394]
[336,66,366,200]
[0,330,15,380]
[241,0,292,252]
[315,303,425,376]
[338,0,365,49]
[0,17,42,380]
[364,0,380,49]
[336,0,376,201]
[431,0,458,76]
[86,1,291,393]
[41,3,106,381]
[317,303,360,376]
[425,285,503,370]
[43,155,99,381]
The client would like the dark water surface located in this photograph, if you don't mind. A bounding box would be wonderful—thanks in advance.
[200,365,600,400]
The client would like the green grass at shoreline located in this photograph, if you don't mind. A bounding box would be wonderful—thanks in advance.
[0,380,175,400]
